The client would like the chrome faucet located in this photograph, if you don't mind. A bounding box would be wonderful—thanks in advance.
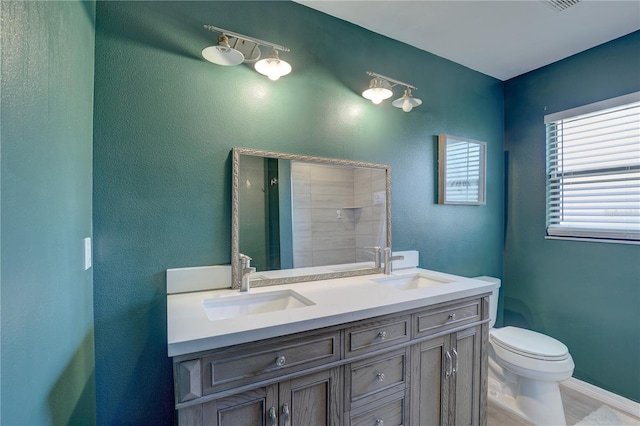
[239,254,256,292]
[365,246,382,270]
[383,247,404,275]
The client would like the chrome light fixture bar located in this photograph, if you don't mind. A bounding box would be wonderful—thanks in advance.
[363,71,422,112]
[203,25,292,80]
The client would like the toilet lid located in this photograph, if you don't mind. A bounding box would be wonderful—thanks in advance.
[490,327,569,361]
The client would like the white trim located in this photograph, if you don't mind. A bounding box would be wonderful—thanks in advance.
[563,377,640,418]
[545,236,640,245]
[544,91,640,124]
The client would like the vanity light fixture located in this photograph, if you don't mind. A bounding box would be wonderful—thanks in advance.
[201,33,245,66]
[203,25,292,80]
[254,48,292,81]
[362,76,393,104]
[392,87,422,113]
[362,72,422,112]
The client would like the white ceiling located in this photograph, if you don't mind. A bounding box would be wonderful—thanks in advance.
[295,0,640,81]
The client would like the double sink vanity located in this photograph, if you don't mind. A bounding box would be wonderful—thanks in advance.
[167,149,497,425]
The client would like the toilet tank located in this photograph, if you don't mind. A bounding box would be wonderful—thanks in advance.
[473,276,501,328]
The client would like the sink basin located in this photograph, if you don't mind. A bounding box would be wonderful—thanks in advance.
[371,273,454,290]
[202,290,315,321]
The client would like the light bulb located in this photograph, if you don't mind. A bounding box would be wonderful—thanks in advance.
[392,87,422,112]
[266,67,281,81]
[254,50,291,81]
[362,78,393,105]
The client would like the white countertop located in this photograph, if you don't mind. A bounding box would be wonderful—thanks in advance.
[167,268,498,357]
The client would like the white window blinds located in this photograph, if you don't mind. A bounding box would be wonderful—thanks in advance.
[445,140,484,204]
[545,92,640,242]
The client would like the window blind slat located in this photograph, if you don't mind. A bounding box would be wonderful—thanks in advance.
[545,94,640,242]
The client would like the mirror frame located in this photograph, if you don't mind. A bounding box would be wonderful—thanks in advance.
[232,148,392,289]
[437,134,487,205]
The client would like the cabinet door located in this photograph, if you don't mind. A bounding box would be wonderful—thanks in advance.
[200,385,279,426]
[452,325,482,426]
[278,368,342,426]
[410,334,452,426]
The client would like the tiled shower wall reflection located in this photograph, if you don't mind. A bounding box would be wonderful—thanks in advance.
[291,162,386,268]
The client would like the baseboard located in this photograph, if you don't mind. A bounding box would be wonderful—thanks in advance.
[563,377,640,417]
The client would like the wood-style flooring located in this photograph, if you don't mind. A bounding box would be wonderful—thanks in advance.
[488,384,640,425]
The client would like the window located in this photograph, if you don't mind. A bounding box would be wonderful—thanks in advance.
[437,134,487,205]
[545,92,640,243]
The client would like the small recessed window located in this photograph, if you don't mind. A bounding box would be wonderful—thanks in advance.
[545,92,640,243]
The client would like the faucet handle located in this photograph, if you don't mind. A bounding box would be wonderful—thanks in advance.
[239,253,252,268]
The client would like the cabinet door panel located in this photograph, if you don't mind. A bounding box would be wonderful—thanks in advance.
[178,404,202,426]
[280,368,342,426]
[453,326,481,426]
[204,386,277,426]
[411,335,450,426]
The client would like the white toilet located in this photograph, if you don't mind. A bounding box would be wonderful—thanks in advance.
[474,276,575,426]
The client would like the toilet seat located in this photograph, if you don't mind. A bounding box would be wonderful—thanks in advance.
[490,326,569,361]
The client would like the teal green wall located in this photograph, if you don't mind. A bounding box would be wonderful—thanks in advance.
[504,31,640,402]
[93,1,503,423]
[238,155,268,270]
[1,1,97,424]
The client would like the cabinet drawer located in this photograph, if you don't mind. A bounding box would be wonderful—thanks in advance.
[349,350,406,403]
[350,392,406,426]
[202,331,340,395]
[414,299,481,338]
[346,315,410,357]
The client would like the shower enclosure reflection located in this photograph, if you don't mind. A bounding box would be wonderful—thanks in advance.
[232,148,391,288]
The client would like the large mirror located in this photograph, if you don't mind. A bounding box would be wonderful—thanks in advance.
[438,134,487,205]
[232,148,391,289]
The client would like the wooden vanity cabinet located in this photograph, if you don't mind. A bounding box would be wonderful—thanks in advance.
[410,324,483,426]
[173,295,489,426]
[188,367,342,426]
[410,299,486,426]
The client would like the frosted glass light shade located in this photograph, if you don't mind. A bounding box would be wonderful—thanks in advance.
[254,50,292,81]
[202,42,245,66]
[392,89,422,112]
[362,78,393,104]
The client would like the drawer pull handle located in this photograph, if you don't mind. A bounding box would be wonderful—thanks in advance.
[452,348,458,376]
[378,331,387,340]
[268,407,277,425]
[282,403,290,426]
[448,313,456,321]
[375,419,384,426]
[376,373,385,382]
[275,355,287,367]
[445,350,452,377]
